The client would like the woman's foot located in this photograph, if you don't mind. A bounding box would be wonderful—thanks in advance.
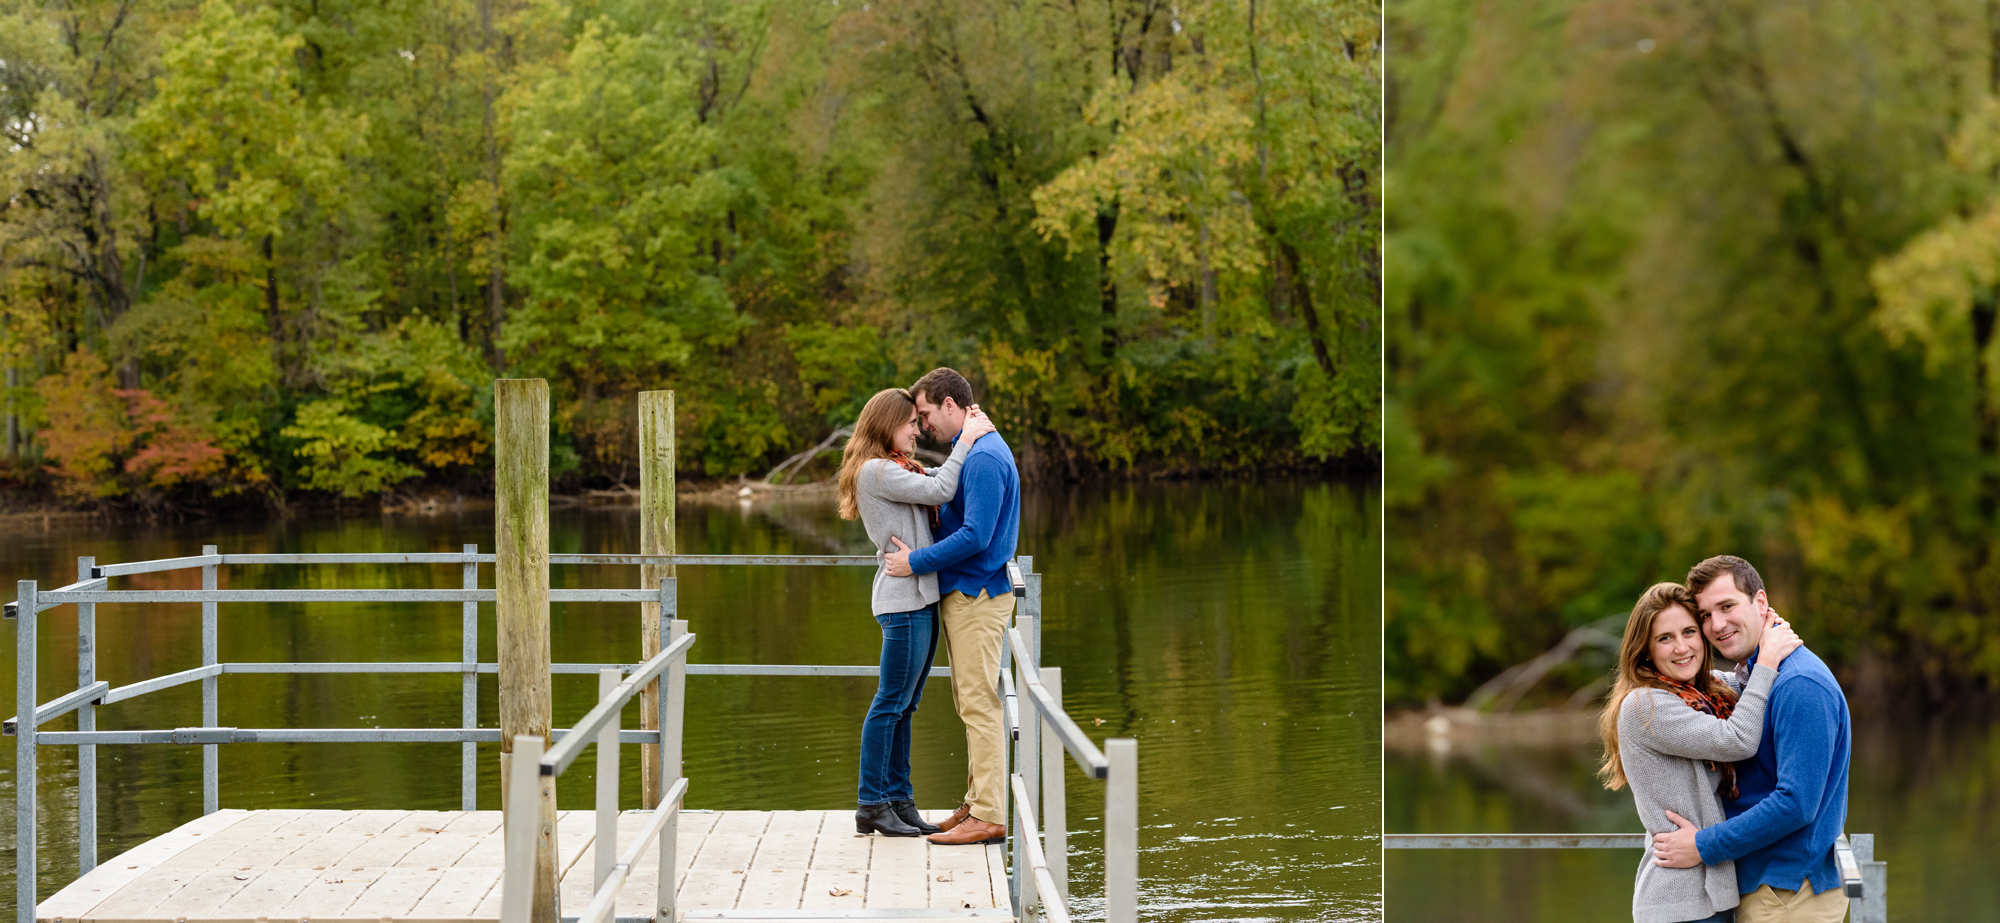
[855,802,923,837]
[891,800,941,835]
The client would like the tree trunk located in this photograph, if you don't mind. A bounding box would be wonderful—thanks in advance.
[1280,241,1334,377]
[1098,205,1119,363]
[263,234,280,336]
[1199,224,1217,349]
[482,0,507,370]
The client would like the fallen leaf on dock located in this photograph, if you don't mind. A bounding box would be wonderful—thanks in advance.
[828,888,853,897]
[233,875,249,881]
[935,873,953,882]
[416,826,442,833]
[1093,718,1105,726]
[962,901,976,908]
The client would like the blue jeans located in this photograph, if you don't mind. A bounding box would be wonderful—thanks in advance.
[857,604,938,805]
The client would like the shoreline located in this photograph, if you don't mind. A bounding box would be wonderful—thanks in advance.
[1384,707,1602,752]
[3,470,1373,521]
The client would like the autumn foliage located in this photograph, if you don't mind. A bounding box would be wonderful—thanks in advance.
[35,348,224,501]
[0,0,1378,507]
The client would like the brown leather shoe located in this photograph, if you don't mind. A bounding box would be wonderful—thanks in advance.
[927,817,1005,846]
[932,802,974,833]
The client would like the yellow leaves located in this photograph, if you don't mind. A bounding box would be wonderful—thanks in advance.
[132,0,369,240]
[281,399,422,498]
[404,408,488,469]
[1031,70,1263,295]
[1871,99,2000,402]
[1871,200,2000,356]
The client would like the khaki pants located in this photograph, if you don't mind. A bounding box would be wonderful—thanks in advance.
[940,589,1014,825]
[1736,880,1849,923]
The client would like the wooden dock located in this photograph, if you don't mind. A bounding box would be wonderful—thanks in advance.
[36,809,1011,923]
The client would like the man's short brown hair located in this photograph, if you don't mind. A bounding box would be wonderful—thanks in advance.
[1687,555,1765,601]
[911,367,974,411]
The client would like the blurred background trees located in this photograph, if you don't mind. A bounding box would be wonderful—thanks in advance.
[1388,0,2000,703]
[0,0,1379,510]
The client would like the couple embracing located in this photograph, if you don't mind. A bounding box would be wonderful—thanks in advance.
[834,368,1018,846]
[1600,555,1853,923]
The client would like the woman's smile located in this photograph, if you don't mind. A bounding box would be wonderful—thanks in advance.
[1649,604,1705,683]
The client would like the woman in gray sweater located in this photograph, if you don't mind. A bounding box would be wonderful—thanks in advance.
[1598,582,1801,923]
[836,387,994,837]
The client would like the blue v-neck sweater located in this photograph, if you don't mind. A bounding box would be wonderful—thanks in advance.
[905,431,1019,600]
[1695,645,1851,896]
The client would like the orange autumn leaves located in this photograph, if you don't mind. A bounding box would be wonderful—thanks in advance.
[35,348,225,500]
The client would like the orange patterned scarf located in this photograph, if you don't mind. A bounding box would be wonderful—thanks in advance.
[1659,675,1741,800]
[889,451,939,532]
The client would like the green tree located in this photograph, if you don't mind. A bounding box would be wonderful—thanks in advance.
[1387,0,2000,703]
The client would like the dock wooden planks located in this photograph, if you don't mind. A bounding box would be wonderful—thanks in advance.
[36,810,1010,923]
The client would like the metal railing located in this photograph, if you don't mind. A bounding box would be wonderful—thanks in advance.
[1004,626,1137,923]
[9,549,1131,923]
[503,633,697,923]
[1385,832,1888,922]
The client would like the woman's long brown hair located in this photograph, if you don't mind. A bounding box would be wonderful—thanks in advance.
[836,388,916,521]
[1597,581,1736,790]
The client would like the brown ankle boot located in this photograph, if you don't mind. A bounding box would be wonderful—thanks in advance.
[927,816,1005,846]
[932,802,974,833]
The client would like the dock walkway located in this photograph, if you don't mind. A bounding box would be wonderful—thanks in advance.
[37,809,1008,923]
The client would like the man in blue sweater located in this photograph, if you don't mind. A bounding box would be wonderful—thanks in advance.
[1651,555,1851,923]
[882,367,1020,846]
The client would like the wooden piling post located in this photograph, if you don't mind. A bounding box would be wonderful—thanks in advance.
[495,378,557,923]
[638,389,675,808]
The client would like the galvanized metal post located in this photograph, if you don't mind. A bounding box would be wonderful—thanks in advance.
[1852,833,1887,923]
[997,574,1016,911]
[595,667,620,891]
[658,602,687,923]
[1041,666,1067,901]
[663,610,686,791]
[202,545,219,814]
[501,734,547,923]
[657,791,680,923]
[496,377,557,923]
[1009,654,1024,917]
[1104,737,1138,923]
[1016,763,1037,919]
[78,556,97,873]
[638,389,675,809]
[1019,563,1040,824]
[463,543,480,811]
[1018,556,1038,664]
[16,579,37,923]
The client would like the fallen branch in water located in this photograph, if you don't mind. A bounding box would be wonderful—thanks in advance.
[1465,614,1623,713]
[762,426,852,485]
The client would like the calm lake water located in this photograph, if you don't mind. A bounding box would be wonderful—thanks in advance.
[1386,708,2000,920]
[1,479,1380,921]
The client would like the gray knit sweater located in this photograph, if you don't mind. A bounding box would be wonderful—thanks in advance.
[854,439,971,615]
[1617,663,1779,923]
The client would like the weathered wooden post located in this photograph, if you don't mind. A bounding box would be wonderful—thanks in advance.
[638,389,675,808]
[495,378,557,923]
